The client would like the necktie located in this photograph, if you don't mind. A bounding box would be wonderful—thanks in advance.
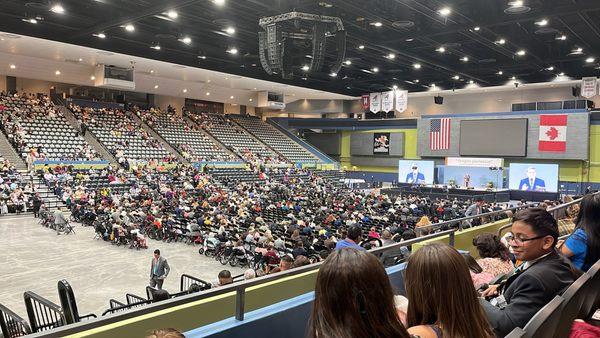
[530,179,533,188]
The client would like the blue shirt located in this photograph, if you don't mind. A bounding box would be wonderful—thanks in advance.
[565,229,589,271]
[335,239,365,251]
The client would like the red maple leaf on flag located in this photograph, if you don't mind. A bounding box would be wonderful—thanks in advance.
[546,127,559,140]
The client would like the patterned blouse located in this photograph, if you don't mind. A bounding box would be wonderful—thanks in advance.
[471,257,514,289]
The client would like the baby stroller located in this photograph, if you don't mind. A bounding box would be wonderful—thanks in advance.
[200,236,220,256]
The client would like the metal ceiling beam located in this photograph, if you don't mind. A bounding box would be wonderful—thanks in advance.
[71,0,203,39]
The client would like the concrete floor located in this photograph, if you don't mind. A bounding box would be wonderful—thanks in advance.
[0,215,243,321]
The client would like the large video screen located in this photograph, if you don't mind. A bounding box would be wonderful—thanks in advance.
[460,119,528,156]
[508,163,559,192]
[399,160,435,185]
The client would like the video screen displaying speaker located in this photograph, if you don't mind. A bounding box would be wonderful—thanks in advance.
[508,163,559,193]
[398,160,435,185]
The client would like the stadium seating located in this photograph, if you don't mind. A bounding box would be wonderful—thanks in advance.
[230,115,318,163]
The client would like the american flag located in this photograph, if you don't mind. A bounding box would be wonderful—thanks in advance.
[430,118,451,150]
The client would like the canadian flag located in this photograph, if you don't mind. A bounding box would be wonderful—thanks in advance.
[539,114,567,152]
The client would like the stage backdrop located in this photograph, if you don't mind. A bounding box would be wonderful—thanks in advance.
[398,160,435,185]
[417,111,589,160]
[508,163,559,193]
[438,166,504,189]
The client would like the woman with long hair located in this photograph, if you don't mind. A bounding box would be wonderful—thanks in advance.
[405,243,494,338]
[309,248,410,338]
[471,233,514,289]
[560,193,600,271]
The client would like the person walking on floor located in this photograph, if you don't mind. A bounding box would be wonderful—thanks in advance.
[150,249,170,290]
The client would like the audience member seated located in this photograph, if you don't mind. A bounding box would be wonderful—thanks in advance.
[480,208,581,337]
[214,270,233,287]
[309,248,411,338]
[334,225,365,251]
[145,328,185,338]
[404,243,494,337]
[559,193,600,272]
[470,233,514,289]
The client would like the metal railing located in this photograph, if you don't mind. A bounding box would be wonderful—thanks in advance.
[180,274,211,292]
[108,299,124,310]
[0,303,31,338]
[29,229,457,337]
[125,293,146,305]
[23,291,66,333]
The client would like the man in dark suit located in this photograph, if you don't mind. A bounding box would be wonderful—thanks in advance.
[480,208,580,337]
[150,249,170,290]
[405,163,425,184]
[518,167,546,191]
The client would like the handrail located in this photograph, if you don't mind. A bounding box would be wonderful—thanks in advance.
[180,274,211,292]
[414,202,537,236]
[108,299,124,309]
[0,303,31,337]
[28,229,459,338]
[23,291,66,333]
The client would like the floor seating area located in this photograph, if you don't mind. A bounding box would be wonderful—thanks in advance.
[1,94,100,161]
[231,115,318,163]
[143,111,236,163]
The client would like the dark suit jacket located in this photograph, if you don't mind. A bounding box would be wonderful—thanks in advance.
[150,256,170,279]
[518,177,546,191]
[480,250,580,337]
[405,172,425,184]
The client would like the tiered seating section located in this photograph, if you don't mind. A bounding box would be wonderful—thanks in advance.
[1,94,100,161]
[231,115,319,163]
[187,112,285,164]
[141,110,236,163]
[70,105,174,164]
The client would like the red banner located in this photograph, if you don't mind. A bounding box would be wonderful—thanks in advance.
[361,95,370,110]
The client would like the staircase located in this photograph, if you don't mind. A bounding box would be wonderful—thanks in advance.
[58,106,119,166]
[228,117,287,160]
[129,113,189,164]
[183,115,240,160]
[0,131,27,171]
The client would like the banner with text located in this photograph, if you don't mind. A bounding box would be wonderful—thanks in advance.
[369,92,382,112]
[361,94,370,110]
[445,157,504,168]
[581,77,598,98]
[381,91,394,112]
[395,90,408,112]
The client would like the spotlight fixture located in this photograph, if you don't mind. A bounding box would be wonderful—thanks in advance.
[180,36,192,44]
[453,75,460,80]
[559,72,565,76]
[55,70,61,75]
[9,64,16,69]
[230,95,234,99]
[371,21,383,27]
[150,43,161,50]
[509,0,523,7]
[206,92,210,96]
[570,47,583,55]
[414,79,420,83]
[249,98,253,102]
[516,49,526,56]
[438,7,451,16]
[436,46,446,53]
[154,85,159,89]
[226,47,238,54]
[556,34,567,41]
[22,18,38,24]
[183,88,188,93]
[224,27,236,34]
[198,55,207,59]
[413,63,422,69]
[535,19,548,26]
[387,53,396,59]
[90,75,95,80]
[50,4,65,14]
[124,24,135,32]
[330,72,337,77]
[469,80,475,84]
[496,38,506,45]
[511,76,517,80]
[358,45,365,50]
[586,57,596,63]
[461,56,469,62]
[392,85,398,90]
[344,60,352,65]
[372,67,379,72]
[473,26,481,31]
[213,0,225,5]
[301,65,310,71]
[167,10,178,19]
[497,70,504,75]
[545,66,555,71]
[94,33,106,39]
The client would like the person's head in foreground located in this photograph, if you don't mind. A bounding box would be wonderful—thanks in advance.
[218,269,233,286]
[309,248,410,338]
[145,328,184,338]
[509,207,558,262]
[405,243,494,338]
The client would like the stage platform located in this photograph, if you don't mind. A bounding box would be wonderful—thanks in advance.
[382,184,559,202]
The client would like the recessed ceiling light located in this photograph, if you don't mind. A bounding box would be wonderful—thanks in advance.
[431,83,436,88]
[415,79,420,83]
[182,88,188,93]
[198,55,207,59]
[94,33,106,39]
[9,64,16,69]
[372,67,379,72]
[22,18,38,24]
[55,70,61,75]
[473,26,481,31]
[453,75,460,80]
[516,49,526,56]
[358,44,365,50]
[436,46,446,53]
[206,92,210,96]
[50,4,65,14]
[461,56,469,62]
[90,75,95,80]
[511,76,517,80]
[230,95,234,99]
[556,34,567,41]
[167,10,178,19]
[124,24,135,32]
[213,0,225,5]
[344,60,352,65]
[180,36,192,44]
[387,53,396,59]
[469,80,475,84]
[150,44,161,50]
[392,85,398,90]
[497,70,503,75]
[496,38,506,45]
[226,47,238,54]
[413,63,422,69]
[509,0,524,7]
[406,38,414,42]
[249,98,253,102]
[571,47,584,55]
[371,22,383,27]
[154,84,159,89]
[149,70,155,74]
[546,66,555,71]
[330,72,337,77]
[559,72,565,76]
[535,19,548,26]
[438,7,451,16]
[586,57,596,63]
[224,27,235,34]
[301,65,309,71]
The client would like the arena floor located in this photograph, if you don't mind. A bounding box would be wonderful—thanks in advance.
[0,215,244,320]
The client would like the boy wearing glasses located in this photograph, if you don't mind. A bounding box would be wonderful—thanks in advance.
[479,208,581,337]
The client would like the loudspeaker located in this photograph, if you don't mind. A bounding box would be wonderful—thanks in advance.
[572,86,581,97]
[434,96,444,105]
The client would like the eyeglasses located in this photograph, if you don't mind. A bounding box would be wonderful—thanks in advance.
[506,233,547,245]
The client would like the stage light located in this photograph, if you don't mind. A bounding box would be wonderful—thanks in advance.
[50,4,65,14]
[167,10,178,19]
[124,24,135,32]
